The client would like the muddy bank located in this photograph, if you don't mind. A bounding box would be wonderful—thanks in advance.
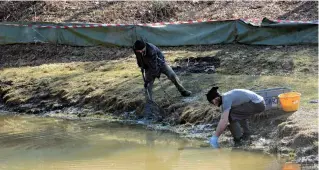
[0,44,318,165]
[1,44,317,117]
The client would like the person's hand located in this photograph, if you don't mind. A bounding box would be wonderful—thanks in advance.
[209,135,219,148]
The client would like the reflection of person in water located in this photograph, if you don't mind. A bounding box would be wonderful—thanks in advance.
[145,131,182,170]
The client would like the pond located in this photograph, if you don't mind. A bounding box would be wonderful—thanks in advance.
[0,115,281,170]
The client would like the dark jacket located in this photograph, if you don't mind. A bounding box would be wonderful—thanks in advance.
[134,43,165,77]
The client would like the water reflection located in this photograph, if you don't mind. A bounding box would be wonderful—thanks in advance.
[145,131,184,170]
[0,115,281,170]
[229,148,281,170]
[0,116,87,150]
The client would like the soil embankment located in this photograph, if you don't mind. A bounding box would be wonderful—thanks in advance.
[0,1,318,165]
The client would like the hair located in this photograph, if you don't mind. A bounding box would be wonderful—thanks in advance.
[206,86,221,103]
[133,40,146,50]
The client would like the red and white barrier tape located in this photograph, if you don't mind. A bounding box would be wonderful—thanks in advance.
[0,18,318,29]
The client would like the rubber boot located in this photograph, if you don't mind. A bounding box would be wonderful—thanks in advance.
[228,120,243,147]
[180,89,192,97]
[170,75,191,97]
[161,64,191,97]
[233,137,242,147]
[240,119,251,141]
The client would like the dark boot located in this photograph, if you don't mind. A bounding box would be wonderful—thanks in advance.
[240,119,251,141]
[180,90,192,97]
[229,120,243,147]
[241,133,251,141]
[228,121,243,139]
[233,137,242,147]
[173,79,191,97]
[161,63,191,97]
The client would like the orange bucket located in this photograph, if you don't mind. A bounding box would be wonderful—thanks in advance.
[278,92,301,112]
[282,162,301,170]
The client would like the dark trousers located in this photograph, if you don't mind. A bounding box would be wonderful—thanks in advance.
[228,118,250,140]
[144,63,187,101]
[228,101,265,140]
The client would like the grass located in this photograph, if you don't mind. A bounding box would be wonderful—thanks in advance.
[0,46,317,111]
[0,45,317,126]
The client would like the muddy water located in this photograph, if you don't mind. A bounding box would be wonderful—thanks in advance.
[0,115,281,170]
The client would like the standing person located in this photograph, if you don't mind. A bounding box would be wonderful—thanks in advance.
[206,87,266,148]
[133,40,191,101]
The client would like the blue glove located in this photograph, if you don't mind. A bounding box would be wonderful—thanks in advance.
[209,135,219,148]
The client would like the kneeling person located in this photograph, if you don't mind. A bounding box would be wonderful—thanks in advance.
[206,87,266,148]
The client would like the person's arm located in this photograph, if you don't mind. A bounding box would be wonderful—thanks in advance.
[209,110,229,148]
[156,50,165,63]
[148,52,158,70]
[210,96,231,148]
[215,110,230,137]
